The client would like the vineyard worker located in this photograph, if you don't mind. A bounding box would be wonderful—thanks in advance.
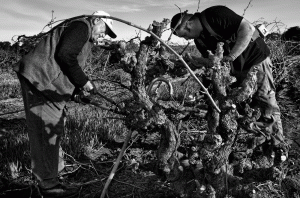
[13,10,116,197]
[170,6,287,161]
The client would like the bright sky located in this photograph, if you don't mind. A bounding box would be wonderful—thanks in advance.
[1,0,299,44]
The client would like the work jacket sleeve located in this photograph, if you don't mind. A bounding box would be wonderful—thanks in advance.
[55,21,90,87]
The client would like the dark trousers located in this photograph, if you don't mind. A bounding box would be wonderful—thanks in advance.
[232,57,284,145]
[18,74,66,188]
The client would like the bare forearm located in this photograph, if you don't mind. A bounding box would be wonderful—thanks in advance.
[229,18,255,59]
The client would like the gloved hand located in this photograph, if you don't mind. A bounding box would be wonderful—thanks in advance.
[71,89,91,104]
[82,81,98,95]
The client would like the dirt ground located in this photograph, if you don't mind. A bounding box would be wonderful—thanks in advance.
[0,92,300,197]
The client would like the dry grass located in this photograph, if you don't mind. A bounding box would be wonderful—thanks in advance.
[62,102,128,159]
[0,73,21,100]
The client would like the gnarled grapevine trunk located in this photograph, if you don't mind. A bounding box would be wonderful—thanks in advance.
[168,43,278,198]
[119,19,180,175]
[111,19,282,197]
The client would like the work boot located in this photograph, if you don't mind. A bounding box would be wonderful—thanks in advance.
[38,183,81,198]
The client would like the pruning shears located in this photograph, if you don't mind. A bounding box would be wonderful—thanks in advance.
[72,90,124,115]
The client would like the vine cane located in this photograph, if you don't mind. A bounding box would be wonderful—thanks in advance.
[100,130,133,198]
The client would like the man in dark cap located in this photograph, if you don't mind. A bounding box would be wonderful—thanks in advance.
[170,5,287,163]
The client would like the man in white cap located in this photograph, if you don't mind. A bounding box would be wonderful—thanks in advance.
[92,10,117,40]
[13,10,116,197]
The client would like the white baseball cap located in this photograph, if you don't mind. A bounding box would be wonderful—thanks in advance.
[92,10,117,38]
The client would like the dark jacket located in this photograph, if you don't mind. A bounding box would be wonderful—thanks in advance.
[13,18,93,103]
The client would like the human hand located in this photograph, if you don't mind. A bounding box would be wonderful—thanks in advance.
[83,81,98,94]
[222,54,236,62]
[71,90,91,104]
[184,53,193,62]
